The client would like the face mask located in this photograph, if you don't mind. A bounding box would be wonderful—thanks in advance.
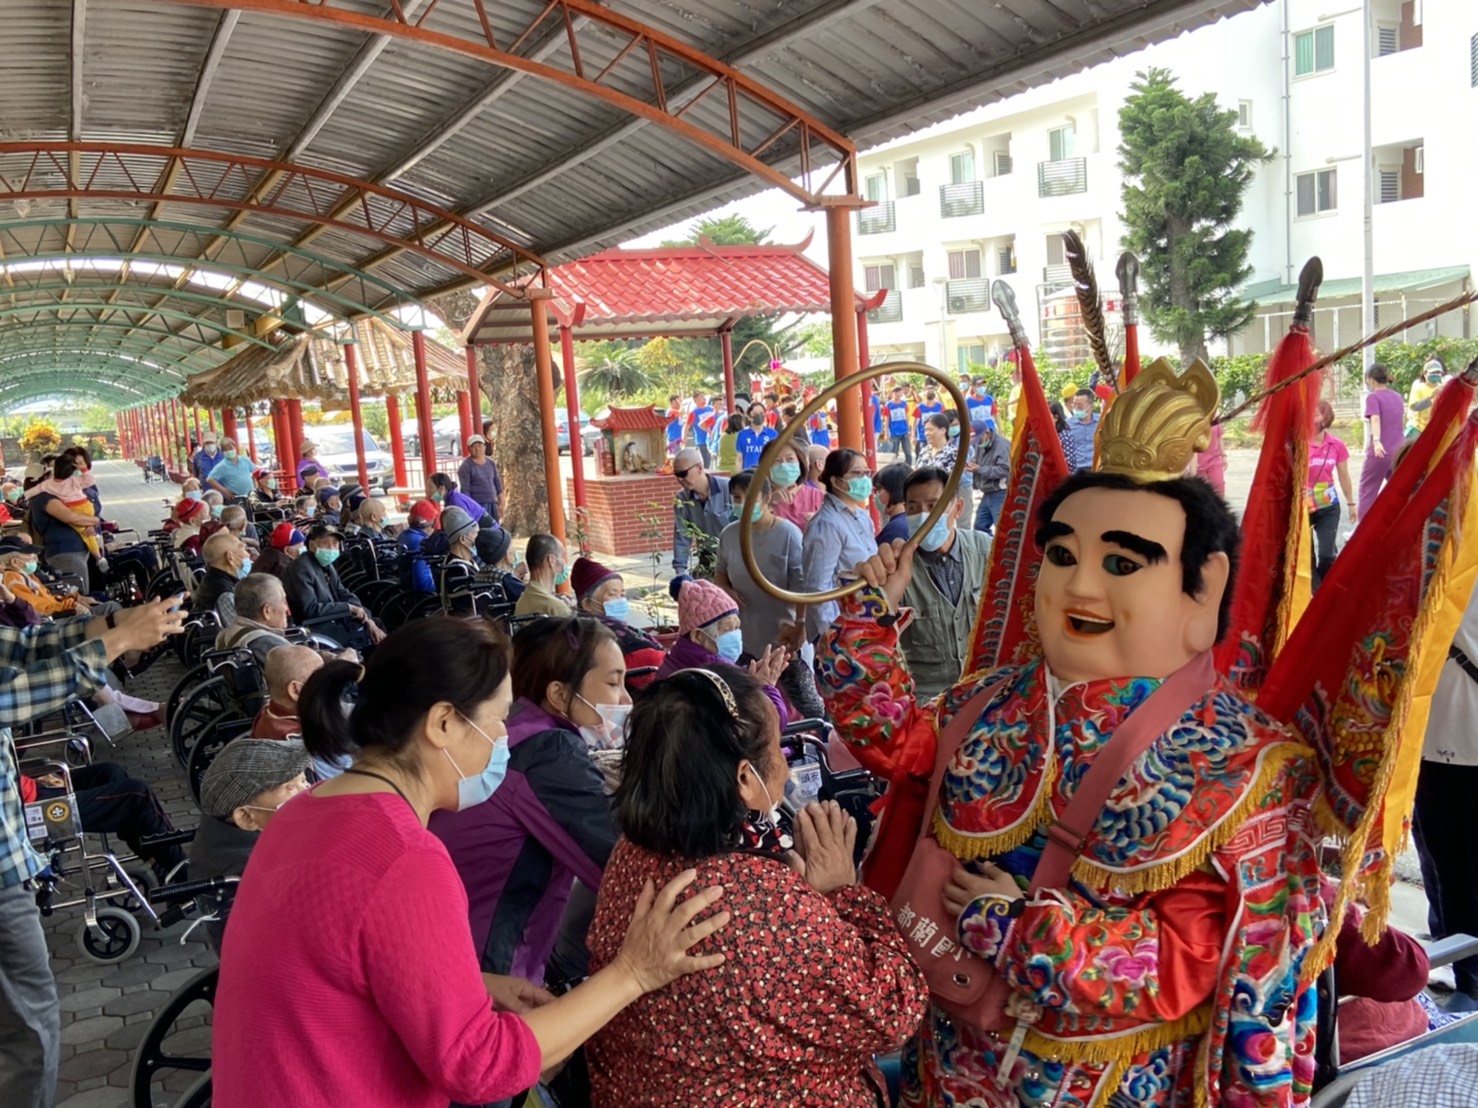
[223,450,237,461]
[287,545,304,558]
[713,627,744,663]
[446,715,508,811]
[1075,409,1091,422]
[185,490,204,502]
[737,765,793,853]
[3,489,18,503]
[431,491,445,503]
[603,596,630,621]
[236,558,254,579]
[266,480,278,491]
[908,511,951,553]
[948,425,960,439]
[750,414,764,425]
[21,560,37,575]
[211,504,225,519]
[872,491,888,512]
[313,548,341,567]
[204,445,217,455]
[846,475,873,502]
[773,461,801,488]
[1427,373,1442,384]
[553,563,570,586]
[575,694,632,752]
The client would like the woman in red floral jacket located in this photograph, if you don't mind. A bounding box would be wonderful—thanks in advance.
[586,665,928,1106]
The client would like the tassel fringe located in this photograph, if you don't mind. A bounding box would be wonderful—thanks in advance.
[1024,1006,1212,1069]
[931,760,1061,861]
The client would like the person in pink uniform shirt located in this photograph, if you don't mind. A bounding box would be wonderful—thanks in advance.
[211,617,730,1108]
[767,438,823,530]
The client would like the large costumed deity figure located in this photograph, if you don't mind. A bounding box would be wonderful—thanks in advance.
[817,361,1326,1106]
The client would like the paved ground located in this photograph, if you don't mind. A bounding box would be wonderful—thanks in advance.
[41,452,1429,1107]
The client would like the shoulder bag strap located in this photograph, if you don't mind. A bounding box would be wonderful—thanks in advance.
[914,675,1014,848]
[1029,651,1217,892]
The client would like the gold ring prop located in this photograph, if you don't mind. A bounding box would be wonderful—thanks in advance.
[739,361,971,605]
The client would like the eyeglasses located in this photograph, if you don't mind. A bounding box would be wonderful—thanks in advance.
[674,465,698,481]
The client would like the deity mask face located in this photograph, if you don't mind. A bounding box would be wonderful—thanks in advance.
[1034,486,1229,683]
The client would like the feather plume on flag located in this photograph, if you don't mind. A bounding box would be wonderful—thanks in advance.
[1061,230,1115,389]
[1214,258,1325,690]
[964,281,1071,677]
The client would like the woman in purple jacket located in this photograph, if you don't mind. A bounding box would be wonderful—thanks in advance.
[430,618,628,986]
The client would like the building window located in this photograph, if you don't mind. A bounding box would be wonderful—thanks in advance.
[1378,168,1400,203]
[1377,24,1399,57]
[1237,100,1253,130]
[947,250,982,279]
[950,150,976,185]
[1295,25,1335,76]
[992,149,1013,177]
[864,173,888,202]
[1295,168,1338,216]
[997,244,1017,274]
[863,263,896,293]
[1471,33,1477,87]
[909,263,926,288]
[1045,235,1067,266]
[957,343,987,373]
[1048,125,1076,162]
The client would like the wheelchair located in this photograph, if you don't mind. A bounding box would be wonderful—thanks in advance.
[780,717,883,869]
[17,734,190,965]
[166,647,269,782]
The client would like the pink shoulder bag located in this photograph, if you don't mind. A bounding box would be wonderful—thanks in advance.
[890,652,1216,1030]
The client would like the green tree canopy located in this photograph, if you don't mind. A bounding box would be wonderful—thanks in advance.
[1118,67,1272,363]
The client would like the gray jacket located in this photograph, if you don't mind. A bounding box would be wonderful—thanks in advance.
[672,475,732,573]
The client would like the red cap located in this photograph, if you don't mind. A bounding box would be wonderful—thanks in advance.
[270,522,306,550]
[177,498,207,523]
[408,499,439,526]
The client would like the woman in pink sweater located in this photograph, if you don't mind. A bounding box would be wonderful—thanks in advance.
[211,617,731,1108]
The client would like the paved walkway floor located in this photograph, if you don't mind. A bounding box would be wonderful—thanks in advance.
[40,455,1428,1108]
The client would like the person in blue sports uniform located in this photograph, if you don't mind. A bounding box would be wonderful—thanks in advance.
[735,402,779,469]
[686,392,716,468]
[664,393,683,458]
[914,389,943,445]
[884,386,913,464]
[965,379,995,423]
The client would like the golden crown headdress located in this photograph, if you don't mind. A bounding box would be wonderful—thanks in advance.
[1096,358,1219,483]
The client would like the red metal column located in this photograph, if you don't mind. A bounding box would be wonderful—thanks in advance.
[385,394,409,488]
[244,411,257,463]
[221,408,239,443]
[559,322,587,511]
[720,327,736,414]
[531,296,568,546]
[267,401,284,476]
[192,408,202,447]
[456,390,473,450]
[345,342,370,489]
[825,201,864,453]
[207,409,216,433]
[857,308,877,472]
[411,330,437,482]
[170,399,184,471]
[464,346,483,434]
[287,400,306,485]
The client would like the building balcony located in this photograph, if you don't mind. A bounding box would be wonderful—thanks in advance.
[1037,157,1088,198]
[857,202,895,235]
[946,277,991,314]
[867,290,903,324]
[939,180,984,218]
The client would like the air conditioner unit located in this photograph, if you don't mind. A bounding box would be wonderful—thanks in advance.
[226,310,246,330]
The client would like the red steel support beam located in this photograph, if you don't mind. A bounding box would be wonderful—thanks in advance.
[345,342,370,490]
[464,346,483,434]
[720,328,736,416]
[531,296,567,548]
[287,400,306,486]
[385,394,409,490]
[221,408,239,444]
[191,408,202,449]
[244,411,257,464]
[208,409,216,433]
[825,202,863,453]
[411,331,437,486]
[559,322,586,512]
[456,391,473,454]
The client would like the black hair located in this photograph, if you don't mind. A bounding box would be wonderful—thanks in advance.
[297,617,510,765]
[904,466,951,497]
[1074,388,1095,401]
[526,532,562,570]
[511,616,618,708]
[614,666,778,858]
[925,412,950,432]
[728,468,772,500]
[1048,400,1069,434]
[64,445,92,468]
[747,401,766,418]
[1037,471,1241,641]
[52,454,78,480]
[1366,363,1391,385]
[820,448,865,495]
[428,472,457,492]
[725,413,745,434]
[873,462,910,504]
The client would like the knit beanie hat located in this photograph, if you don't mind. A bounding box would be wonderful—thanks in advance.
[484,525,512,567]
[676,578,738,636]
[440,505,478,546]
[177,497,207,523]
[571,556,620,601]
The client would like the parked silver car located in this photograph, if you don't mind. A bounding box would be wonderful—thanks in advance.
[307,425,395,490]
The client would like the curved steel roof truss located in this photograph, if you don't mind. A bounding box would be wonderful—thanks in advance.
[0,296,276,348]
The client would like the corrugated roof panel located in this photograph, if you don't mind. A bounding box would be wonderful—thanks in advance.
[82,3,217,141]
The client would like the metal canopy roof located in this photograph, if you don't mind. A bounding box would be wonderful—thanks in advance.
[0,0,1266,408]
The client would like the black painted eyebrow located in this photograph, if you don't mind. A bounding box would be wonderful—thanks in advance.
[1035,520,1074,547]
[1102,530,1168,564]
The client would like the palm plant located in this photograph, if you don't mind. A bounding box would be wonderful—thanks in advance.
[576,347,655,403]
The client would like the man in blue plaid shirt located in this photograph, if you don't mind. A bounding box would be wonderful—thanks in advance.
[0,592,184,1108]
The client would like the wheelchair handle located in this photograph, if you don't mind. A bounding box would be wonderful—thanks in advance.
[147,874,239,905]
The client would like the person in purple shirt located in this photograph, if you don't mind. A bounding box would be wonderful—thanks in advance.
[1358,364,1406,520]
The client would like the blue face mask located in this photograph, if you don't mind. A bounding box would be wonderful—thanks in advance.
[908,511,952,553]
[773,461,801,488]
[236,557,254,579]
[210,504,224,519]
[223,450,237,462]
[948,425,960,439]
[554,563,570,586]
[714,628,744,663]
[313,548,341,567]
[603,596,630,621]
[446,715,508,811]
[846,475,873,502]
[185,490,204,502]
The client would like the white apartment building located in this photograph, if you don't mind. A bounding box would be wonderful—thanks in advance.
[855,0,1476,370]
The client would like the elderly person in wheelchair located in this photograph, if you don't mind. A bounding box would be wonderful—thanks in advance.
[282,524,385,650]
[217,573,355,668]
[193,531,252,619]
[251,645,323,741]
[0,536,121,620]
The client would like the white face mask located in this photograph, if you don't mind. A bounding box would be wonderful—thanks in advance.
[744,762,793,850]
[574,693,631,752]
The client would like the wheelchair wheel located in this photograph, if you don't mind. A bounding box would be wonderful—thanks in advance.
[166,664,209,727]
[144,570,179,602]
[78,906,142,964]
[129,966,216,1108]
[169,676,228,770]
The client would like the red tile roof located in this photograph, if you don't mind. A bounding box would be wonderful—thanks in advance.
[594,406,667,432]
